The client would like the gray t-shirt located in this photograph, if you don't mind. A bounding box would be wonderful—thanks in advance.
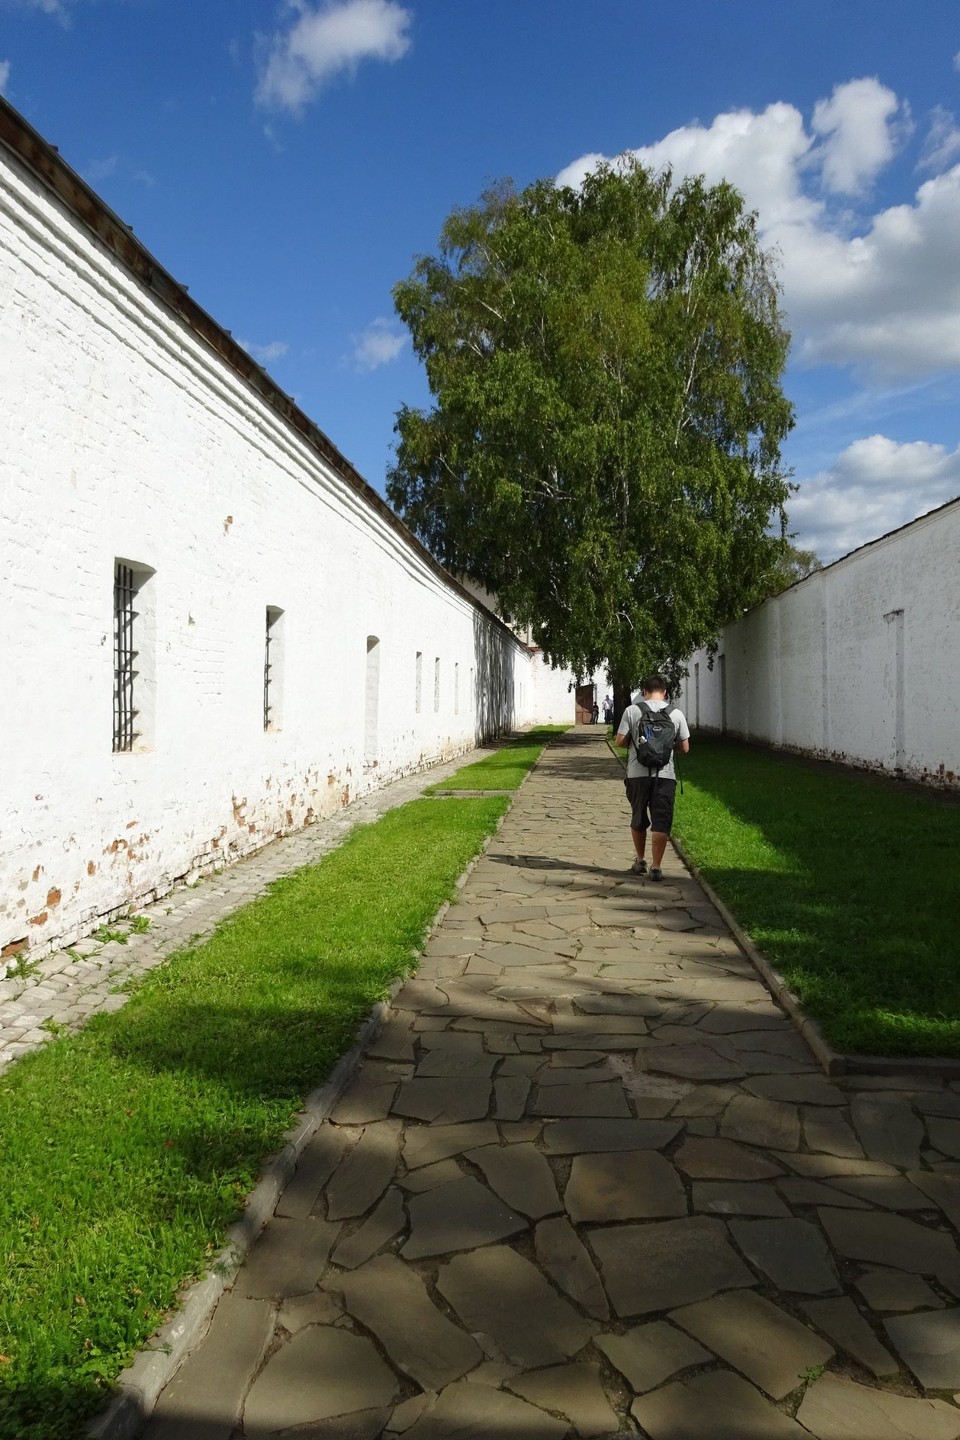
[617,699,690,781]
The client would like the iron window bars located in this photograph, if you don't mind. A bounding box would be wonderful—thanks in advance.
[113,562,139,752]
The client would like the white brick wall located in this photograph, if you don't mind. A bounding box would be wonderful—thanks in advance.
[681,500,960,789]
[0,138,576,962]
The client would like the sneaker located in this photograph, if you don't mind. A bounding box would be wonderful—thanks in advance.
[649,867,663,882]
[630,858,648,875]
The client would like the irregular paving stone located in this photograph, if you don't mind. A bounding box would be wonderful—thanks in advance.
[590,1217,755,1316]
[672,1289,833,1399]
[596,1320,711,1393]
[532,1081,631,1117]
[420,1030,484,1052]
[744,1074,846,1106]
[548,1049,611,1068]
[777,1178,870,1209]
[388,1393,433,1434]
[730,1217,839,1294]
[403,1122,497,1169]
[330,1064,402,1123]
[236,1218,339,1299]
[493,1076,531,1120]
[855,1267,944,1312]
[277,1409,390,1440]
[802,1106,864,1159]
[534,1216,609,1320]
[243,1327,398,1434]
[778,1151,897,1178]
[575,993,664,1018]
[145,1292,274,1440]
[699,1006,792,1034]
[413,1049,498,1078]
[508,1362,619,1438]
[910,1169,960,1233]
[401,1381,568,1440]
[671,1083,734,1117]
[927,1118,960,1159]
[392,1078,491,1123]
[537,1064,620,1086]
[326,1121,402,1220]
[795,1372,960,1440]
[276,1126,349,1219]
[884,1308,960,1391]
[402,1177,526,1258]
[331,1186,406,1269]
[801,1297,900,1378]
[639,1043,747,1082]
[818,1208,960,1294]
[721,1095,800,1151]
[278,1289,343,1334]
[692,1182,790,1216]
[674,1137,784,1181]
[437,1245,594,1368]
[465,1143,561,1218]
[398,1159,464,1192]
[632,1369,809,1439]
[565,1150,687,1222]
[827,1173,932,1209]
[543,1118,680,1154]
[340,1255,482,1390]
[850,1094,925,1169]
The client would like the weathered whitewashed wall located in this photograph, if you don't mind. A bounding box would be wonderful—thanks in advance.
[680,499,960,789]
[0,122,576,963]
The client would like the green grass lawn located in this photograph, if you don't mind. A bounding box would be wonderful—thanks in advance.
[426,725,568,793]
[669,736,960,1058]
[0,795,508,1440]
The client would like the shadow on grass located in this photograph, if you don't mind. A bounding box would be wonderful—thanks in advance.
[675,736,960,1057]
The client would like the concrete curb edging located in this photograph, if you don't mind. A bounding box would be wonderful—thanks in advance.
[669,835,960,1082]
[86,771,522,1440]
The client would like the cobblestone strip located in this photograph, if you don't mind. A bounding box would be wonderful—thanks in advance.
[0,746,500,1074]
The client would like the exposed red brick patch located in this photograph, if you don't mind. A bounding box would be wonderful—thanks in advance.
[46,887,62,908]
[28,912,48,927]
[87,861,97,876]
[31,865,42,883]
[1,938,28,960]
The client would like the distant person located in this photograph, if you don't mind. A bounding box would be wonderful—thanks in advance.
[615,673,690,881]
[603,694,613,724]
[591,700,600,724]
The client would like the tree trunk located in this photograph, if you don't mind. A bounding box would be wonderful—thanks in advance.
[612,676,633,730]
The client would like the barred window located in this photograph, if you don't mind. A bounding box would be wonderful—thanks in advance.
[113,562,139,752]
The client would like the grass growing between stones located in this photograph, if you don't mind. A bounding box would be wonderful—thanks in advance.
[671,736,960,1058]
[426,725,568,793]
[0,795,508,1440]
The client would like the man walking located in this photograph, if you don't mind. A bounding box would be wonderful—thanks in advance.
[615,674,690,881]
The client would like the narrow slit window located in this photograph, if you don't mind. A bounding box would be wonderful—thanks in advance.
[113,559,154,753]
[264,607,284,730]
[454,662,459,715]
[113,562,138,752]
[415,651,423,713]
[434,657,440,712]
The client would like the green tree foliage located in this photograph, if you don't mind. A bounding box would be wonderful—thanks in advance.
[764,542,822,596]
[388,160,794,697]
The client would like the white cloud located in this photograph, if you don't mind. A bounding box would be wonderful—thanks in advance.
[238,338,289,365]
[256,0,411,113]
[0,59,10,94]
[810,78,908,196]
[790,434,960,560]
[350,317,406,371]
[954,49,960,73]
[919,105,960,172]
[557,79,960,381]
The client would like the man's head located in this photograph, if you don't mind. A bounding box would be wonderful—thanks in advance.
[640,673,669,699]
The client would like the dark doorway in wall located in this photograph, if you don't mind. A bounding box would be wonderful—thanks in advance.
[575,684,595,724]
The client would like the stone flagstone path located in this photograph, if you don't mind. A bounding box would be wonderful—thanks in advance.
[142,728,960,1440]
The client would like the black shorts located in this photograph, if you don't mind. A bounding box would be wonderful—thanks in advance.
[625,776,677,834]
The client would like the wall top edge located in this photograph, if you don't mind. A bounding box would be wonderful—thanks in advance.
[738,492,960,623]
[0,96,529,654]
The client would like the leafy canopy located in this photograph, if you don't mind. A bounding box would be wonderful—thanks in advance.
[388,160,795,687]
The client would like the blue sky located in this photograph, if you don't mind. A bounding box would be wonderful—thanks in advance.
[2,0,959,561]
